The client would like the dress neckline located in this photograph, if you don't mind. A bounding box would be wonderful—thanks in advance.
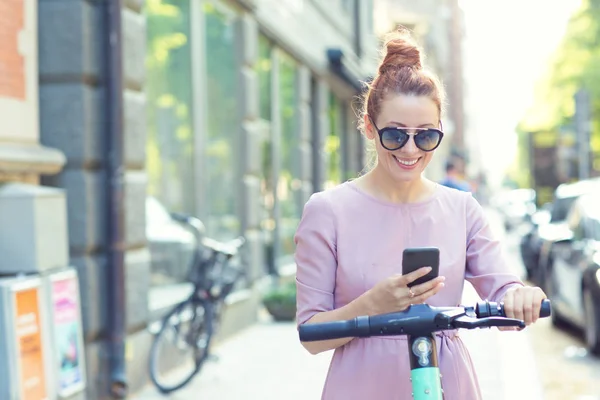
[344,180,441,208]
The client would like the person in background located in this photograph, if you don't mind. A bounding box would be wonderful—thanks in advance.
[439,159,472,192]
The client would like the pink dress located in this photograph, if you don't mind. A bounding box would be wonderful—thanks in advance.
[294,181,524,400]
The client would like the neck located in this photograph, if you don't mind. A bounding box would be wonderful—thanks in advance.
[362,164,433,203]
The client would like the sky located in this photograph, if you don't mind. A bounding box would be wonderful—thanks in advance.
[460,0,583,188]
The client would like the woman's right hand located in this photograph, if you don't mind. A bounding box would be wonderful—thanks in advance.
[365,267,446,315]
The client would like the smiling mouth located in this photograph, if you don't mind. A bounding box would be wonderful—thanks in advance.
[393,155,420,166]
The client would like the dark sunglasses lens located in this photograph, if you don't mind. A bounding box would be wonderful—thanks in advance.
[381,129,409,150]
[414,129,442,151]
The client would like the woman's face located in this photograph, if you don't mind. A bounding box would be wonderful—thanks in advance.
[366,94,440,182]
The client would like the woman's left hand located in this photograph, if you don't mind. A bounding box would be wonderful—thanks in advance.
[499,285,547,330]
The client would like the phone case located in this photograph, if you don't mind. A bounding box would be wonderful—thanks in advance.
[402,247,440,287]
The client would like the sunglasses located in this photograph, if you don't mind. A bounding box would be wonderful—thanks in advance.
[369,118,444,152]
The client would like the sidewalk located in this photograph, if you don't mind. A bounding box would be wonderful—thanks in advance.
[130,303,544,400]
[130,208,545,399]
[130,313,332,400]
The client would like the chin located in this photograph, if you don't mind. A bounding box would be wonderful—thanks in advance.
[395,173,422,183]
[391,168,423,182]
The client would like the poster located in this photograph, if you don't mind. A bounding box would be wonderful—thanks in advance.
[52,276,84,395]
[15,287,48,400]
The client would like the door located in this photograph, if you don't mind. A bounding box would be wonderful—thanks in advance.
[554,204,586,318]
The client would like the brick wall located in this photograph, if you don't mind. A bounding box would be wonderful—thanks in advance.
[0,0,25,100]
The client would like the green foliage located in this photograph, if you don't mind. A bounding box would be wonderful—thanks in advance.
[517,0,600,182]
[327,93,343,183]
[262,281,297,306]
[521,0,600,132]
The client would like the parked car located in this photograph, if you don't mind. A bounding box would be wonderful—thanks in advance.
[545,192,600,355]
[520,203,551,277]
[492,188,537,231]
[521,178,600,287]
[146,196,197,287]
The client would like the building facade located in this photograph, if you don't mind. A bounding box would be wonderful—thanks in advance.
[0,0,377,399]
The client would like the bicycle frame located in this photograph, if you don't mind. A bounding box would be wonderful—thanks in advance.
[149,212,246,394]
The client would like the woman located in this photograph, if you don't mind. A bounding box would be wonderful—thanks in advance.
[294,30,546,399]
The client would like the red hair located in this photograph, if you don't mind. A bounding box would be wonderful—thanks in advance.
[360,29,446,129]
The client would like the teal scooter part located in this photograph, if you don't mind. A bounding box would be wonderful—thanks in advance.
[410,367,443,400]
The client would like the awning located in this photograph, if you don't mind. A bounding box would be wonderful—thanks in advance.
[326,48,370,92]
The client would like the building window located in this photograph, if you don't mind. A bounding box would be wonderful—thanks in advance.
[256,34,277,274]
[146,0,196,289]
[202,1,241,241]
[258,35,273,122]
[277,50,301,266]
[325,92,343,188]
[146,0,194,215]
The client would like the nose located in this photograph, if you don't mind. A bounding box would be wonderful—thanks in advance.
[401,135,420,154]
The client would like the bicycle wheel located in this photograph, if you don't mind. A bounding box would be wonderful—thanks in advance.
[149,296,214,393]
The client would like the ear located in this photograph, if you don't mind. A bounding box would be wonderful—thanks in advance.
[364,114,376,140]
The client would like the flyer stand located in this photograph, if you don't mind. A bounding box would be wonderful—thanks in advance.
[0,276,51,400]
[44,268,87,399]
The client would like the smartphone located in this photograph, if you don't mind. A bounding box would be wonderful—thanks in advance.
[402,247,440,288]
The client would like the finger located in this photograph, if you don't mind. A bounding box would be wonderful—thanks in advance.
[399,266,432,286]
[503,291,515,319]
[412,276,446,294]
[409,278,444,298]
[512,289,525,322]
[414,282,445,303]
[532,288,546,323]
[497,326,519,332]
[523,289,534,326]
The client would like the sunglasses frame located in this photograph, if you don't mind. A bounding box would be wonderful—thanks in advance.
[369,117,444,152]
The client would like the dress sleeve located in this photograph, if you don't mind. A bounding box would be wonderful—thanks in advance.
[294,192,337,326]
[464,193,524,302]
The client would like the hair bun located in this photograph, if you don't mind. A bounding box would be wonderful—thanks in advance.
[378,30,422,75]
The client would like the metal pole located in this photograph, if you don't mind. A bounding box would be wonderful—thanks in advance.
[575,89,591,180]
[104,0,127,397]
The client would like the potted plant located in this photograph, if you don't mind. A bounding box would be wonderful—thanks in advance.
[262,281,296,321]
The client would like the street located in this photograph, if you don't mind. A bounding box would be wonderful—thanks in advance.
[503,225,600,400]
[130,209,600,399]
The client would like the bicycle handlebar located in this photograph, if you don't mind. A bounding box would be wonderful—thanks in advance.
[170,212,207,236]
[170,212,245,256]
[299,299,551,342]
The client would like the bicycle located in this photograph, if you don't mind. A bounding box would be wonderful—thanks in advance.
[148,212,246,394]
[299,298,551,400]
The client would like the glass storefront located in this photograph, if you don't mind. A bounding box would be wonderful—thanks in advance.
[201,1,241,241]
[146,0,195,288]
[256,35,277,275]
[145,0,363,289]
[146,0,194,215]
[325,92,343,189]
[277,50,302,267]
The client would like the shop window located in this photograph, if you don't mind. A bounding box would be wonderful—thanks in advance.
[146,0,195,215]
[145,0,195,288]
[256,34,277,274]
[277,51,302,266]
[325,92,343,189]
[202,1,241,241]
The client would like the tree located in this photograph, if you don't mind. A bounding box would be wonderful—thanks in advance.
[517,0,600,183]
